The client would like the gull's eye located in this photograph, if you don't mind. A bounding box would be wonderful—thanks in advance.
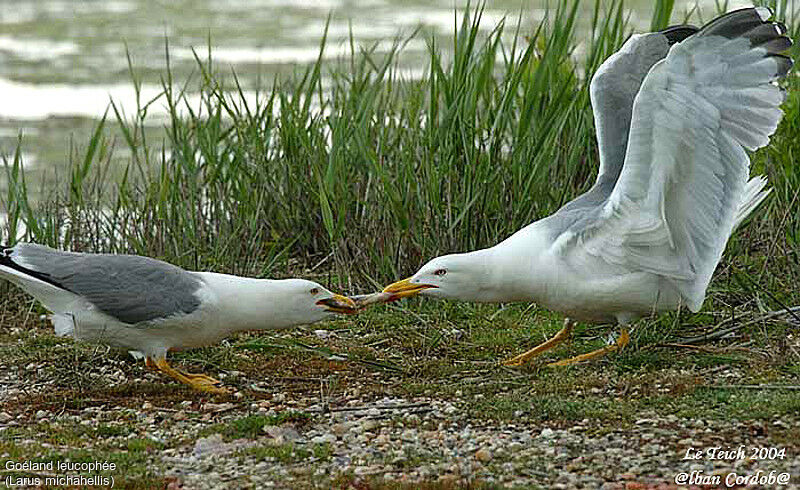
[309,287,320,295]
[433,269,447,277]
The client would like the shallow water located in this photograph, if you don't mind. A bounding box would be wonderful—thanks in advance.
[0,0,749,198]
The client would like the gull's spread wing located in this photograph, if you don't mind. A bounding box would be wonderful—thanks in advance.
[560,8,791,311]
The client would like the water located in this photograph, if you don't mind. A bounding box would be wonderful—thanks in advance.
[0,0,748,195]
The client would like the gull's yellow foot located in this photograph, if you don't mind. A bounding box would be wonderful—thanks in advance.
[177,370,222,386]
[150,357,229,394]
[502,318,574,367]
[546,327,630,367]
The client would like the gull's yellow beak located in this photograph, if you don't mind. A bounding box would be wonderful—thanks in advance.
[382,276,436,301]
[317,294,360,315]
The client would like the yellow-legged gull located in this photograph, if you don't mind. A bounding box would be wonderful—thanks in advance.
[0,242,359,392]
[370,8,793,366]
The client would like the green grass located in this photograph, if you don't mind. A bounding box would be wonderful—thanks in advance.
[201,412,312,440]
[238,442,332,463]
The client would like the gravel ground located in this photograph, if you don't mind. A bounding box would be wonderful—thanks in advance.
[6,388,797,489]
[161,399,800,489]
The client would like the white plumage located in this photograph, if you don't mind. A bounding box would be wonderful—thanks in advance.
[375,7,792,366]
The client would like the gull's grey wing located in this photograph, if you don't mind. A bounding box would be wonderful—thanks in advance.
[575,24,698,212]
[557,7,791,311]
[2,243,202,324]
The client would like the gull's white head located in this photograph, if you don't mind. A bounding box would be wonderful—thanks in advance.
[382,251,497,303]
[277,279,359,325]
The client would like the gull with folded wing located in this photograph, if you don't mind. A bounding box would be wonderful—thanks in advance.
[0,243,359,392]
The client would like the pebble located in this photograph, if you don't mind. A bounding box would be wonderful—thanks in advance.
[310,433,336,445]
[361,419,380,432]
[475,448,492,462]
[264,426,301,443]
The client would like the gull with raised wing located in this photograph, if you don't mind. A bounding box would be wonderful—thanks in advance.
[369,7,793,366]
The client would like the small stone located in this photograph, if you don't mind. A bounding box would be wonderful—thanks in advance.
[0,412,13,423]
[173,410,187,421]
[264,426,301,444]
[142,401,153,410]
[193,434,226,458]
[310,433,337,444]
[361,420,380,432]
[203,402,235,413]
[475,448,492,462]
[314,329,331,339]
[540,428,555,438]
[35,410,47,419]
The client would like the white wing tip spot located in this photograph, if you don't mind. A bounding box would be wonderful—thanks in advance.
[755,7,772,22]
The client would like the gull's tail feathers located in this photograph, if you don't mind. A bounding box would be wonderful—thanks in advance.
[733,176,772,229]
[0,244,81,314]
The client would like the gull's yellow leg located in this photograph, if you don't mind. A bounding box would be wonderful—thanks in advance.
[547,327,630,367]
[150,357,228,394]
[503,318,574,367]
[145,354,221,385]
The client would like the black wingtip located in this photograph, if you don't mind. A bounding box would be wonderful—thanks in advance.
[699,7,793,77]
[770,54,794,78]
[660,25,700,45]
[0,245,71,292]
[700,7,773,39]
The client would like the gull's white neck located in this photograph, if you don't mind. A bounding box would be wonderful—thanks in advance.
[196,273,319,331]
[480,222,552,303]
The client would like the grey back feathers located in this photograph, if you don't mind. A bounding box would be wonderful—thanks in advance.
[2,243,202,324]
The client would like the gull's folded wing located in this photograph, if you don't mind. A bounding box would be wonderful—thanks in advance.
[564,7,791,311]
[1,243,202,324]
